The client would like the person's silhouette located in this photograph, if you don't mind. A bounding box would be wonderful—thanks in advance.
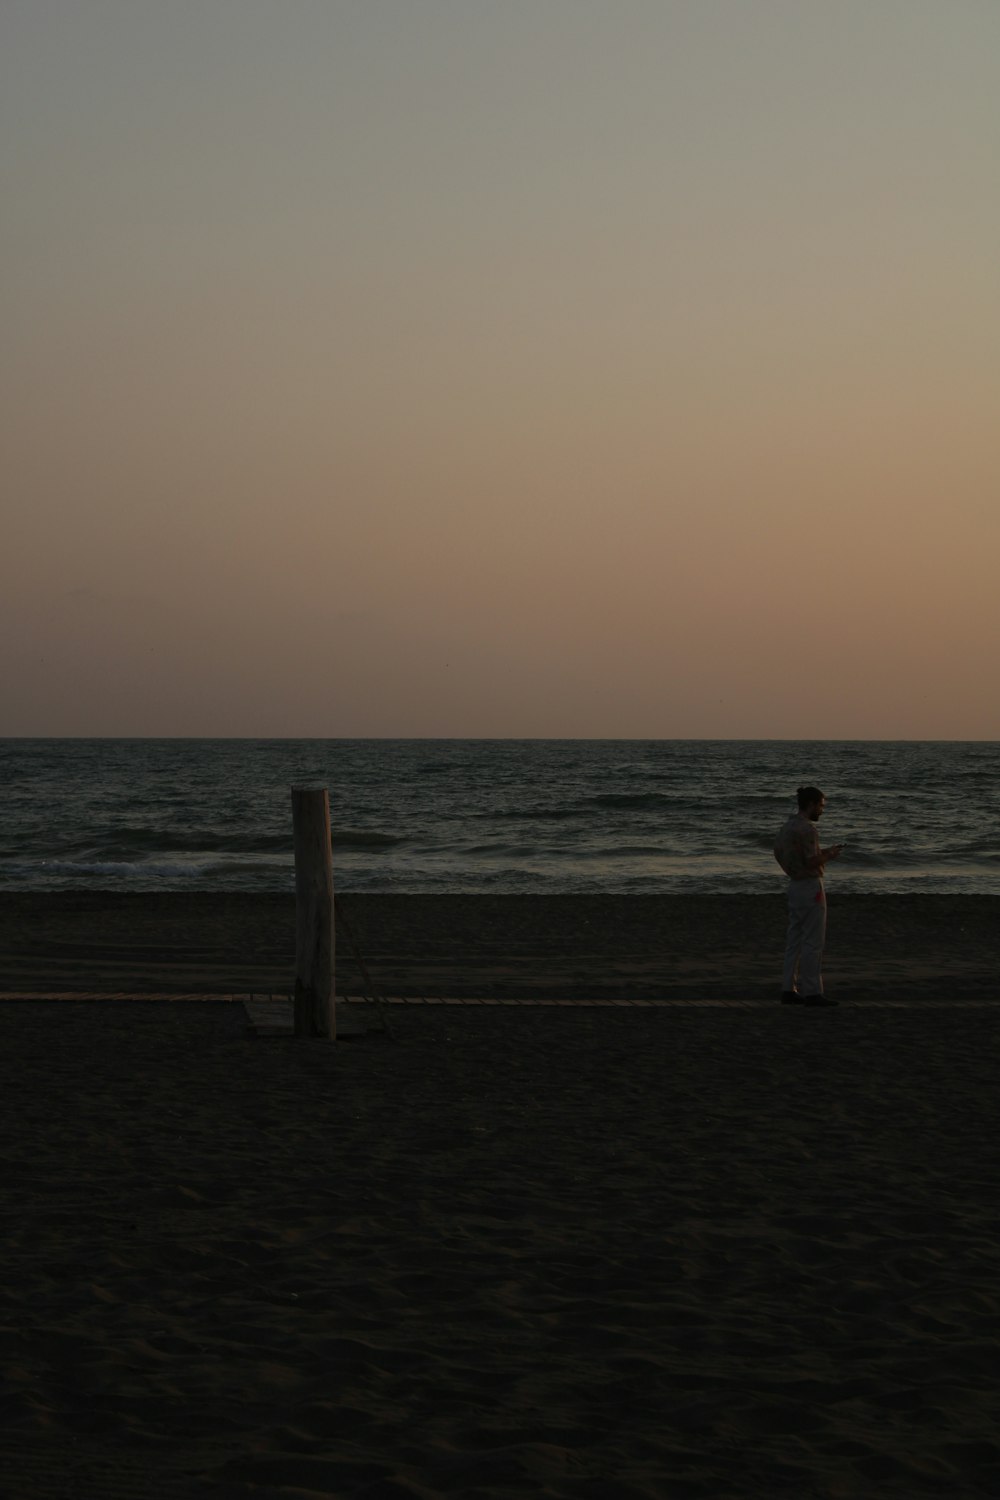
[773,786,843,1006]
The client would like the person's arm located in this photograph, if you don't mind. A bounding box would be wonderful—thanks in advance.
[808,843,844,871]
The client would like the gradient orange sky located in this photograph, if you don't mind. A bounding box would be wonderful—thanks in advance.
[3,0,998,738]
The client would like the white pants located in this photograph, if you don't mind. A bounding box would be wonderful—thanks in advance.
[783,878,827,995]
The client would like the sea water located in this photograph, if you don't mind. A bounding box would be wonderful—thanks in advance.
[2,739,998,895]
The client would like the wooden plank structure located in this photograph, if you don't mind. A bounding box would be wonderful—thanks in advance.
[243,994,368,1036]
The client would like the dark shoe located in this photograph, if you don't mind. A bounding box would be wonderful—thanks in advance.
[780,991,804,1004]
[800,993,839,1007]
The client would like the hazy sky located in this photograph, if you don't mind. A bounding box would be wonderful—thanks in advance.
[3,0,998,738]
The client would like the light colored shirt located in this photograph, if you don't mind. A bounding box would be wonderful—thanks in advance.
[774,813,822,882]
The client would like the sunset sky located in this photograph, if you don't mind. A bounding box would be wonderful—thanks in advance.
[3,0,998,739]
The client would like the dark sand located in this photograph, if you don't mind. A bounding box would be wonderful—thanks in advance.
[2,999,999,1496]
[2,891,999,1000]
[1,895,999,1496]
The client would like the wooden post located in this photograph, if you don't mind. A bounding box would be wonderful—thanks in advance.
[291,786,335,1039]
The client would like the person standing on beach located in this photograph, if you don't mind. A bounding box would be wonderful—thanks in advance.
[774,786,844,1006]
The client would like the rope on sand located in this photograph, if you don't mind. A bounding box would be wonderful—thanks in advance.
[334,899,396,1040]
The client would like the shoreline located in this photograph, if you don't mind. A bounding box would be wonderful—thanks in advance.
[2,891,998,1001]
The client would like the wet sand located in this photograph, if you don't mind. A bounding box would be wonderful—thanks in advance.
[1,995,999,1497]
[2,891,999,1001]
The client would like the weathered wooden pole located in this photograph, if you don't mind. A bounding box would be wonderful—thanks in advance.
[291,785,335,1039]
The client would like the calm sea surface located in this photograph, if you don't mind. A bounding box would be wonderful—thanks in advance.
[2,740,998,895]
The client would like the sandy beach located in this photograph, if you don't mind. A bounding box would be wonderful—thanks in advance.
[2,894,999,1496]
[2,891,999,1001]
[1,994,998,1497]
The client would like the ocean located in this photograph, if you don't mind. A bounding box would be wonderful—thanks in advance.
[2,739,998,896]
